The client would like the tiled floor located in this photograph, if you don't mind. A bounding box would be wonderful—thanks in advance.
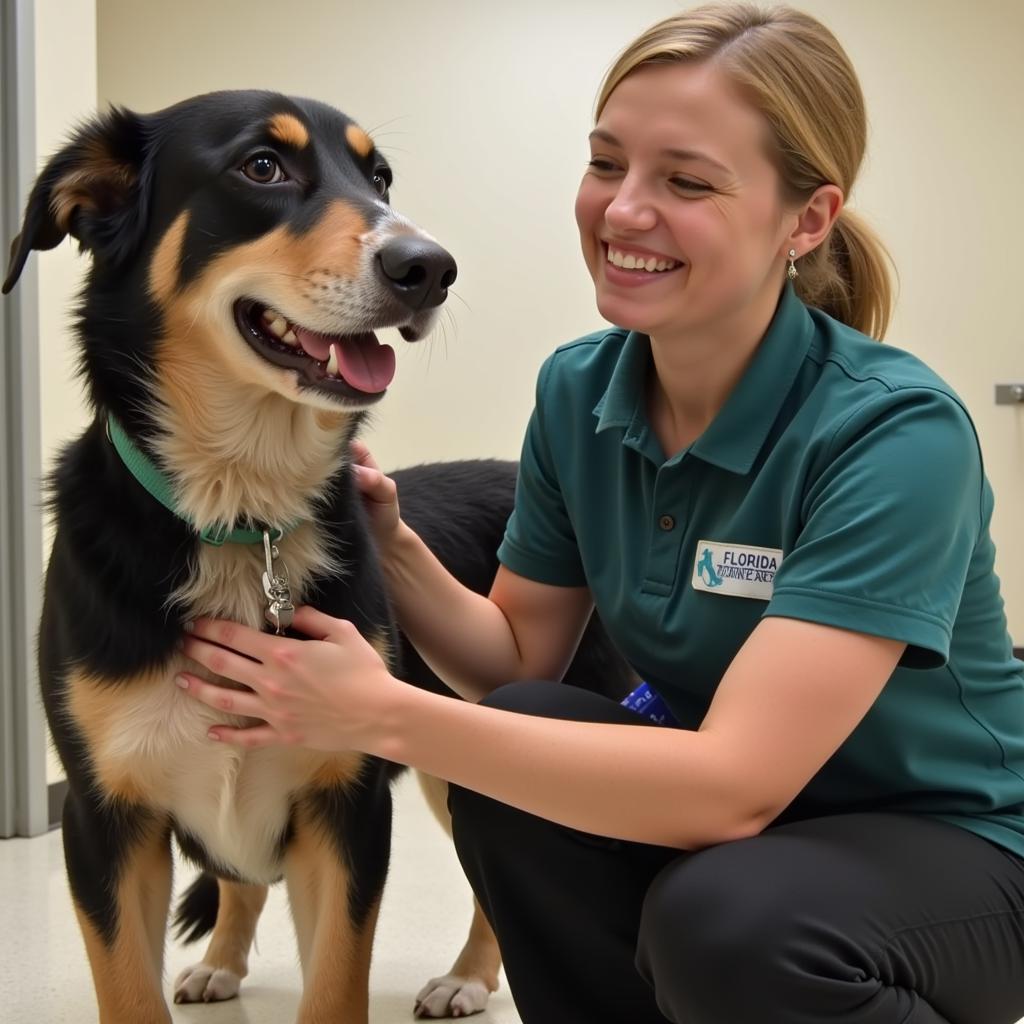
[10,780,1020,1024]
[0,772,522,1023]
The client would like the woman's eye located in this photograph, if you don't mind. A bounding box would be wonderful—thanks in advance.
[371,171,391,197]
[587,158,619,173]
[671,178,711,193]
[241,154,287,184]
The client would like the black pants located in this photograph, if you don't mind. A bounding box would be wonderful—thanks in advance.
[448,681,1024,1024]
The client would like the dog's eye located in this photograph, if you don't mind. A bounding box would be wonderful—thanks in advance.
[372,169,392,197]
[241,153,287,185]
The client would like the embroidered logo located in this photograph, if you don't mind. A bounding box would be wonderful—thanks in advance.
[691,540,782,601]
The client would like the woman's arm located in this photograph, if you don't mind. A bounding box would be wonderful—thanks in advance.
[382,526,594,702]
[353,443,593,702]
[382,615,905,847]
[179,612,905,849]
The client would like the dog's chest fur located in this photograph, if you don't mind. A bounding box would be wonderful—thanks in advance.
[78,523,358,884]
[174,519,341,631]
[102,679,318,883]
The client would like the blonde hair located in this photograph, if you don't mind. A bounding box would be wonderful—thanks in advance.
[597,3,895,340]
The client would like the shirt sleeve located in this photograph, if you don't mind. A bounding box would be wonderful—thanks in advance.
[765,387,984,668]
[497,356,588,586]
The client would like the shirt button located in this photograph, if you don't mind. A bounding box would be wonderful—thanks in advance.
[658,514,676,531]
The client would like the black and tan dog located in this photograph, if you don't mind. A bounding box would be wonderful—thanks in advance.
[4,91,630,1022]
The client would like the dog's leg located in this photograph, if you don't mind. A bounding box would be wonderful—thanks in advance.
[63,794,174,1024]
[173,880,268,1003]
[284,782,390,1024]
[413,770,501,1019]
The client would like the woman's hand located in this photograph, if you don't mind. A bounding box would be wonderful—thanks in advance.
[176,605,403,752]
[350,440,402,547]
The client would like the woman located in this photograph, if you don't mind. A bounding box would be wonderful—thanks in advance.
[177,5,1024,1021]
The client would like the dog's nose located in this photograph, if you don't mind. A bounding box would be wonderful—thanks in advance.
[376,237,457,310]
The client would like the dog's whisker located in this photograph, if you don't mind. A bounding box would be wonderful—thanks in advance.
[442,307,458,365]
[364,115,411,136]
[444,305,459,336]
[184,303,204,340]
[448,288,472,313]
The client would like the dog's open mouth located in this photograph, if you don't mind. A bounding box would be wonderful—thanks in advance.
[234,299,396,400]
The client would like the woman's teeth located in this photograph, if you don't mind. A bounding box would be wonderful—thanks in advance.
[606,247,679,272]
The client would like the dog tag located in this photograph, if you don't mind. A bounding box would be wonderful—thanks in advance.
[262,530,294,634]
[263,575,295,633]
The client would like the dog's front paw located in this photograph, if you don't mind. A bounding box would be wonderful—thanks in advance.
[413,973,492,1018]
[173,963,243,1004]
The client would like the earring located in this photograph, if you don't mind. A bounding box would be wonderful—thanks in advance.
[787,249,798,281]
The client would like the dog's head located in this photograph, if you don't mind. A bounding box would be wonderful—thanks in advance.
[3,90,456,419]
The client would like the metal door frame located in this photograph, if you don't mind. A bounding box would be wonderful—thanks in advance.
[1,0,47,838]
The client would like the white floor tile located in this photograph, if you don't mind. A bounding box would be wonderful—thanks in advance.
[0,772,521,1023]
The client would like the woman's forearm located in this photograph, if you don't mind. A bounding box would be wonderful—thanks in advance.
[372,683,764,849]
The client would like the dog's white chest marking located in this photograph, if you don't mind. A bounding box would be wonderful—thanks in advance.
[99,675,299,883]
[88,527,351,884]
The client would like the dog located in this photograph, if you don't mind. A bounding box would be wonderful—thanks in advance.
[4,90,632,1023]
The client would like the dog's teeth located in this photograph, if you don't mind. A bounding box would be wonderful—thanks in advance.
[326,343,340,377]
[281,329,298,346]
[268,317,288,338]
[261,308,275,322]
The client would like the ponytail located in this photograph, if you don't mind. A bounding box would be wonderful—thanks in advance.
[795,210,896,341]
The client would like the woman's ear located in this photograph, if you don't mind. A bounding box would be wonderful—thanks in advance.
[3,105,152,294]
[786,183,844,261]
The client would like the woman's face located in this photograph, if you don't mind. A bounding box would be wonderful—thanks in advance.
[575,61,796,341]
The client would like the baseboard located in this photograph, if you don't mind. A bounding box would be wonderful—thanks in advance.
[48,780,67,830]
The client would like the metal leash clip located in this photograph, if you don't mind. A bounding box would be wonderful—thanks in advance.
[262,529,294,634]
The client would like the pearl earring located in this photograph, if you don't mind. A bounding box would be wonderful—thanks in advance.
[787,249,798,281]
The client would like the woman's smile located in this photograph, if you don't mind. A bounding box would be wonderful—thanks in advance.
[602,242,685,288]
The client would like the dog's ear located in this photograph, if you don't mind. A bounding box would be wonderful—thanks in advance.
[3,106,152,294]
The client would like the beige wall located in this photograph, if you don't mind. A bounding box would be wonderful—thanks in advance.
[37,0,97,495]
[41,0,1013,644]
[35,0,98,784]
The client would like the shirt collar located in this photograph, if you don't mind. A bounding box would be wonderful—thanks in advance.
[593,283,815,474]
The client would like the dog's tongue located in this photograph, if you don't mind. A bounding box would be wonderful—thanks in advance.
[292,327,396,393]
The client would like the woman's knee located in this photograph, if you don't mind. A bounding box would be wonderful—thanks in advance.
[636,837,833,1020]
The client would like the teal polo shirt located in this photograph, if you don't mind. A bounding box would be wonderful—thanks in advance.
[498,284,1024,856]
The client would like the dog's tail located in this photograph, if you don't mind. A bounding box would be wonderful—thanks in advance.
[173,872,220,943]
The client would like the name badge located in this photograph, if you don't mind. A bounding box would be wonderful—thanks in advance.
[691,539,782,601]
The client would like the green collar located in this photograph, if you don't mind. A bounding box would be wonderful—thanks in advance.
[106,415,292,546]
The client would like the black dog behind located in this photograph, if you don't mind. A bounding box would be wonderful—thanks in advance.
[4,90,631,1023]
